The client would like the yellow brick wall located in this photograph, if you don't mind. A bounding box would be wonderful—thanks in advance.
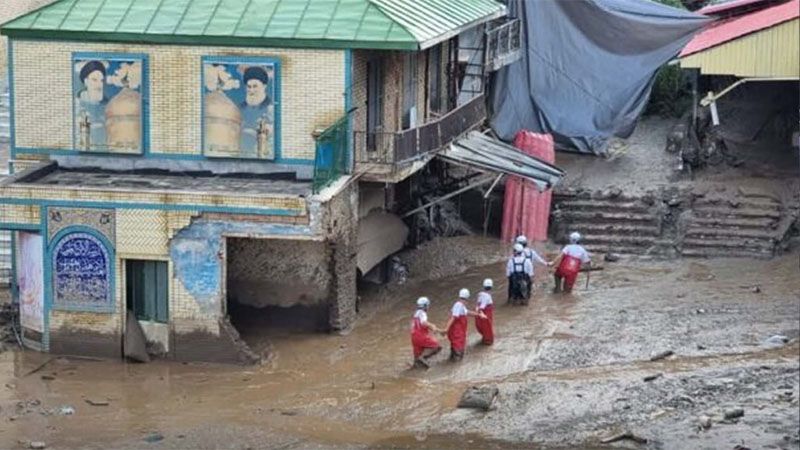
[0,0,58,76]
[113,208,218,332]
[11,40,346,160]
[116,209,170,257]
[0,203,40,225]
[113,208,219,333]
[0,184,308,214]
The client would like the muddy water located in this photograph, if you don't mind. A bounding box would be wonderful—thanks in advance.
[0,261,580,448]
[1,252,798,449]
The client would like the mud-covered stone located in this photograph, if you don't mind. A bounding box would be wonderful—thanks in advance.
[457,386,499,411]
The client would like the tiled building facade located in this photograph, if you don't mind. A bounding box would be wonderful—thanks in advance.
[0,0,505,363]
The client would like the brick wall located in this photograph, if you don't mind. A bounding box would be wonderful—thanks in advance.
[0,0,58,77]
[10,40,346,161]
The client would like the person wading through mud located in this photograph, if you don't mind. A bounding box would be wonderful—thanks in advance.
[516,235,550,300]
[475,279,495,345]
[507,243,534,305]
[446,289,486,361]
[411,297,444,369]
[552,232,591,294]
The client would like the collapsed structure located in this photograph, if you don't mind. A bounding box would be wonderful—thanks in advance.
[0,0,566,363]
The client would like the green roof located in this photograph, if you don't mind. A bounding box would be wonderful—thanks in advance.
[0,0,506,50]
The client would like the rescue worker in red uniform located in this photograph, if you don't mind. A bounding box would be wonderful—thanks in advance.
[474,279,495,345]
[411,297,443,369]
[445,288,486,361]
[552,232,591,294]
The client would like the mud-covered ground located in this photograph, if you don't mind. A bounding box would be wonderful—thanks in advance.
[0,239,798,450]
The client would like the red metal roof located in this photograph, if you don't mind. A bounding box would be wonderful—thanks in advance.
[681,0,799,56]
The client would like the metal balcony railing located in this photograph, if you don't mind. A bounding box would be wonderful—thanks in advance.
[485,18,522,72]
[354,94,486,170]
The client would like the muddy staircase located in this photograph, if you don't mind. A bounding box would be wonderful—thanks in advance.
[681,192,783,258]
[551,191,663,255]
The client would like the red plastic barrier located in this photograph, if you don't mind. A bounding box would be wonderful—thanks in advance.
[501,131,555,244]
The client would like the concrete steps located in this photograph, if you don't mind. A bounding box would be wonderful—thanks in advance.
[681,248,774,259]
[685,226,777,240]
[693,206,781,220]
[551,198,652,213]
[690,216,777,229]
[570,223,660,236]
[681,194,782,258]
[552,193,660,255]
[556,210,657,225]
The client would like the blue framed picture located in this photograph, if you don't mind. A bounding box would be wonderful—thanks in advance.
[202,56,281,160]
[72,53,147,154]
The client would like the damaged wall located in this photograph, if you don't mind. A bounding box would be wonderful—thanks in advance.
[312,180,360,331]
[226,238,330,308]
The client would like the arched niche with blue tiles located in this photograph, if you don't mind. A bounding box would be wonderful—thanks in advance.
[51,231,114,311]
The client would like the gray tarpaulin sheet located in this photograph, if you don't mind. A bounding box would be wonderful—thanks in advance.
[490,0,709,155]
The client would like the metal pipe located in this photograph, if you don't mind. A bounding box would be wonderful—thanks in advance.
[483,173,504,199]
[700,77,800,107]
[402,174,496,218]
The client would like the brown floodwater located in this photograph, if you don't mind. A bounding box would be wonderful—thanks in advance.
[1,254,797,449]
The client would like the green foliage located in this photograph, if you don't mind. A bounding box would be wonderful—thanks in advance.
[655,0,685,7]
[646,0,694,118]
[646,64,692,118]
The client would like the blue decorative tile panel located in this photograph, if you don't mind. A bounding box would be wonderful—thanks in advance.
[53,232,112,308]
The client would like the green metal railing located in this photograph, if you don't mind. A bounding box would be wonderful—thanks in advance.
[312,115,349,193]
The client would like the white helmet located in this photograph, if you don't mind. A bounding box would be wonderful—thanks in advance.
[569,231,581,244]
[416,297,430,308]
[515,235,528,245]
[513,243,524,253]
[459,288,470,299]
[483,278,493,289]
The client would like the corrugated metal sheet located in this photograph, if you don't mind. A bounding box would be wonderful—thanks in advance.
[0,0,505,50]
[441,131,565,191]
[680,17,799,77]
[681,0,798,56]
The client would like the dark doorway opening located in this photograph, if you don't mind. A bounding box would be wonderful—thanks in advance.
[225,237,332,353]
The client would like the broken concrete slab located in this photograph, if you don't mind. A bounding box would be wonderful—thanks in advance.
[457,386,499,411]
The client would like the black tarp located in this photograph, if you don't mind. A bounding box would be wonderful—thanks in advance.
[490,0,710,155]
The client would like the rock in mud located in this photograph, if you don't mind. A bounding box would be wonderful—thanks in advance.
[29,442,46,449]
[85,399,109,406]
[599,431,648,444]
[764,335,789,346]
[643,373,663,382]
[143,433,164,443]
[698,415,712,430]
[649,350,674,361]
[724,408,745,420]
[457,386,499,411]
[604,253,621,262]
